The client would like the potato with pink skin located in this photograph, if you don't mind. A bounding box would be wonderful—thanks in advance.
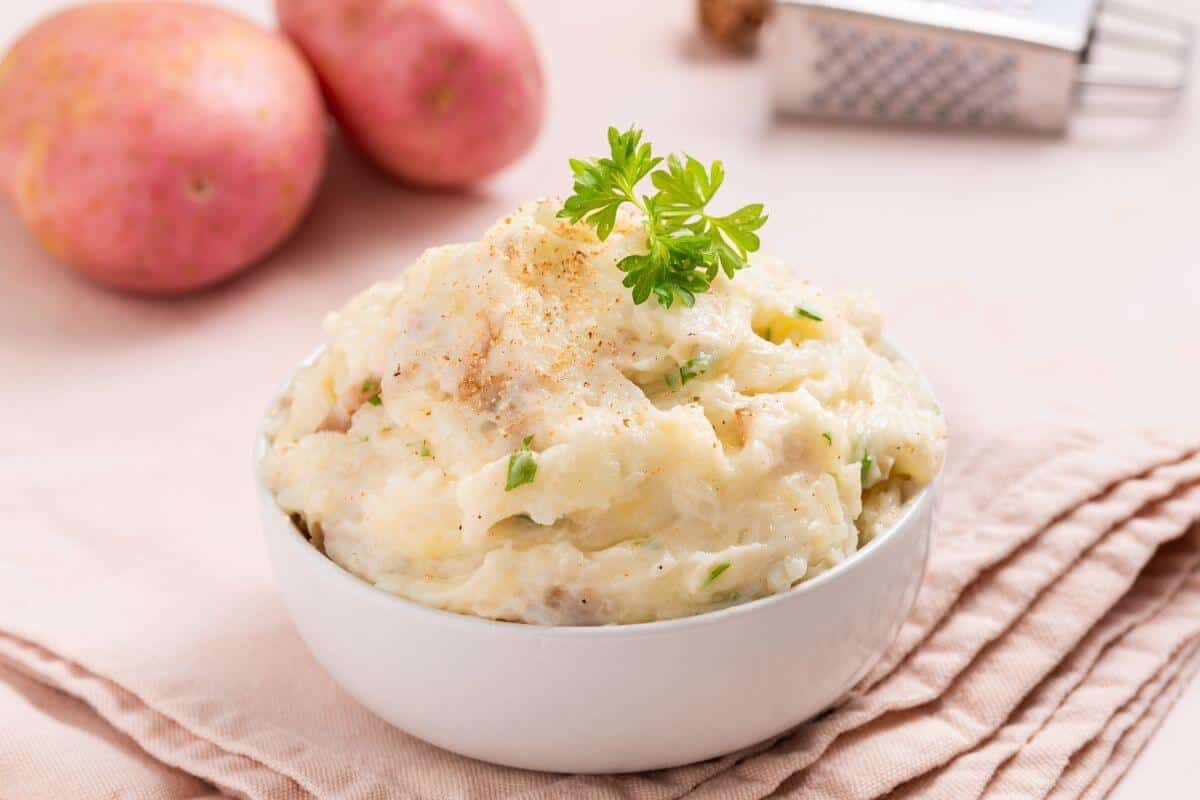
[0,2,327,294]
[277,0,543,187]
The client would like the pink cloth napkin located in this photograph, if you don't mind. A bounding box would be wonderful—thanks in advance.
[0,660,217,800]
[3,2,1200,798]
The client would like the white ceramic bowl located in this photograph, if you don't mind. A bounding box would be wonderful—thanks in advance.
[255,420,935,773]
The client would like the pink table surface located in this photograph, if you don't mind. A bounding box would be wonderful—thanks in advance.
[2,1,1197,797]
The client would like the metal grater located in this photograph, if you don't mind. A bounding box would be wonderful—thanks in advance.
[767,0,1195,131]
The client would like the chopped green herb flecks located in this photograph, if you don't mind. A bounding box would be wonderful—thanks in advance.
[679,352,713,385]
[505,435,537,491]
[407,440,433,458]
[557,126,767,308]
[794,306,823,322]
[821,432,833,445]
[361,378,382,406]
[705,562,731,586]
[860,451,874,486]
[664,370,681,389]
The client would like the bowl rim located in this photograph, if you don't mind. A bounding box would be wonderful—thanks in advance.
[255,344,942,638]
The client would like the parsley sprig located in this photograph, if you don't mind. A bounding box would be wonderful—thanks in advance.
[558,126,767,308]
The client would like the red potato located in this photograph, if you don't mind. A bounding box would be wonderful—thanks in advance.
[0,2,327,294]
[277,0,543,187]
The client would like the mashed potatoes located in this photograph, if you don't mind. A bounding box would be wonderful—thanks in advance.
[262,199,946,624]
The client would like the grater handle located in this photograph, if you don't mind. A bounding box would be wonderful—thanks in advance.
[1076,1,1194,110]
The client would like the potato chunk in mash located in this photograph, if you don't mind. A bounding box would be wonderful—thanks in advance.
[263,200,946,624]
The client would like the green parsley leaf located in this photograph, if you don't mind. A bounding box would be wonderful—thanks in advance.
[505,435,537,491]
[679,352,713,385]
[559,127,661,241]
[794,306,823,322]
[822,432,833,445]
[861,451,874,486]
[366,394,382,406]
[407,440,433,458]
[558,126,767,308]
[705,562,731,586]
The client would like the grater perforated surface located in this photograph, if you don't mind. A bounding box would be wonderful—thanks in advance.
[809,18,1019,124]
[770,0,1185,131]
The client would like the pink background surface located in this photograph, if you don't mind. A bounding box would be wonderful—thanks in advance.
[2,1,1197,796]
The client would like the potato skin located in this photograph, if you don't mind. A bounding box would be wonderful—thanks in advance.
[277,0,543,187]
[0,2,327,294]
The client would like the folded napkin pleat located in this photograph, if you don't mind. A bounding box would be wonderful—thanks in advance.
[981,567,1200,800]
[0,659,214,800]
[865,429,1200,691]
[3,424,1199,800]
[1069,642,1200,800]
[0,634,312,800]
[898,529,1200,800]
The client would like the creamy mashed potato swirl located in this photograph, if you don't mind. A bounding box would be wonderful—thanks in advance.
[263,200,947,625]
